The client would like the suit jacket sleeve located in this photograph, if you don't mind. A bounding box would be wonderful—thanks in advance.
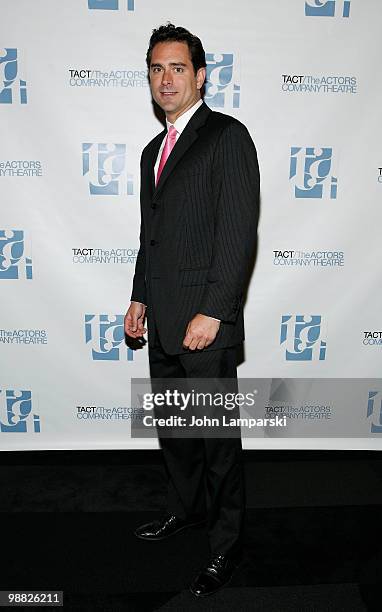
[199,121,260,323]
[130,153,147,305]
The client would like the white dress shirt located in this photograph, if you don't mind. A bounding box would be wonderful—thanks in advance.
[154,98,203,182]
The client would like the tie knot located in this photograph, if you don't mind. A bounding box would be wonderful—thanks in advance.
[168,125,177,142]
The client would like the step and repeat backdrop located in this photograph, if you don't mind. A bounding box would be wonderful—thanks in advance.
[1,0,382,450]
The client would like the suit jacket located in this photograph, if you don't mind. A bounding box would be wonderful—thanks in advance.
[131,101,260,355]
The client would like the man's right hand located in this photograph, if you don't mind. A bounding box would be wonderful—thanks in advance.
[124,302,147,338]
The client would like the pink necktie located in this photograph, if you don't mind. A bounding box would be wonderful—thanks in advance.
[156,125,177,185]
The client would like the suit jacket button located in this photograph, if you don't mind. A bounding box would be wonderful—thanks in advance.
[150,239,157,246]
[151,202,156,209]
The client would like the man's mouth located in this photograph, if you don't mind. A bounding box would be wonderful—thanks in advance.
[160,91,177,96]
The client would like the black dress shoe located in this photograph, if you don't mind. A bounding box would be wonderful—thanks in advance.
[134,514,204,541]
[189,554,238,597]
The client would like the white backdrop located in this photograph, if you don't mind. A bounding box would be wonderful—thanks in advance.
[1,0,382,450]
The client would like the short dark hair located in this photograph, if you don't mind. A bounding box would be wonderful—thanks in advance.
[146,23,206,75]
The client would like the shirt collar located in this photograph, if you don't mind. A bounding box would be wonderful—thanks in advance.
[166,98,203,136]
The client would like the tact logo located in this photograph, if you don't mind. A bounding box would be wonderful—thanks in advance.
[289,147,337,199]
[85,314,134,361]
[82,143,134,196]
[0,48,27,104]
[0,230,32,280]
[69,68,147,88]
[280,315,327,361]
[88,0,135,9]
[0,390,40,433]
[205,53,240,109]
[305,1,350,17]
[281,74,357,95]
[72,247,138,264]
[367,391,382,434]
[0,160,42,177]
[273,249,344,267]
[363,331,382,347]
[0,329,47,345]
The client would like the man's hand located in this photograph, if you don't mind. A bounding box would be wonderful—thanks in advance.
[182,313,220,350]
[124,302,147,338]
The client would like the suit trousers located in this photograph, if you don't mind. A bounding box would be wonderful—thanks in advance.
[148,327,245,558]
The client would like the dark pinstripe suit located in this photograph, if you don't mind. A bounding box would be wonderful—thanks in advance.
[131,101,260,355]
[131,101,260,557]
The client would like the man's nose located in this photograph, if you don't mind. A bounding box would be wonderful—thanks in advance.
[161,68,172,85]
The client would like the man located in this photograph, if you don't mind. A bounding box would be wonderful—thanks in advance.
[125,23,259,597]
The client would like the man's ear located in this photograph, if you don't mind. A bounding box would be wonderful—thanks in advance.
[196,67,206,90]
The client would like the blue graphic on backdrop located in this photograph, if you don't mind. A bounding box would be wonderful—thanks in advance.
[82,143,133,196]
[280,315,327,361]
[205,53,240,109]
[289,147,337,199]
[0,230,32,279]
[305,0,350,17]
[85,314,134,361]
[0,390,40,433]
[88,0,135,9]
[367,391,382,434]
[0,48,27,104]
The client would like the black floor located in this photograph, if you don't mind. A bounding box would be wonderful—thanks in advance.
[1,450,381,611]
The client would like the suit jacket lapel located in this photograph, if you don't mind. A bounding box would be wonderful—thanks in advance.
[152,102,211,202]
[148,130,165,197]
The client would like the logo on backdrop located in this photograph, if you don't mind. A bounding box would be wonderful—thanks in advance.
[0,160,42,177]
[72,247,138,264]
[265,403,332,421]
[367,391,382,433]
[273,250,344,267]
[0,48,27,104]
[69,68,147,88]
[280,315,327,361]
[88,0,135,9]
[205,53,240,109]
[0,390,40,433]
[305,0,350,17]
[289,147,337,199]
[0,230,32,280]
[85,314,134,361]
[82,143,134,196]
[0,329,47,345]
[378,168,382,184]
[281,74,356,94]
[76,404,144,421]
[363,331,382,347]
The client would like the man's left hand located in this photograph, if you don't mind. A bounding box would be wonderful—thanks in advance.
[182,314,220,350]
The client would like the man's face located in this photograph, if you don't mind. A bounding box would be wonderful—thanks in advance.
[149,41,205,123]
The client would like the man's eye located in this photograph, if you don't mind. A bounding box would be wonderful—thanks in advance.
[174,67,184,73]
[152,67,161,73]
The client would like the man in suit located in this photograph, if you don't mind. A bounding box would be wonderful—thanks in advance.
[124,23,259,597]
